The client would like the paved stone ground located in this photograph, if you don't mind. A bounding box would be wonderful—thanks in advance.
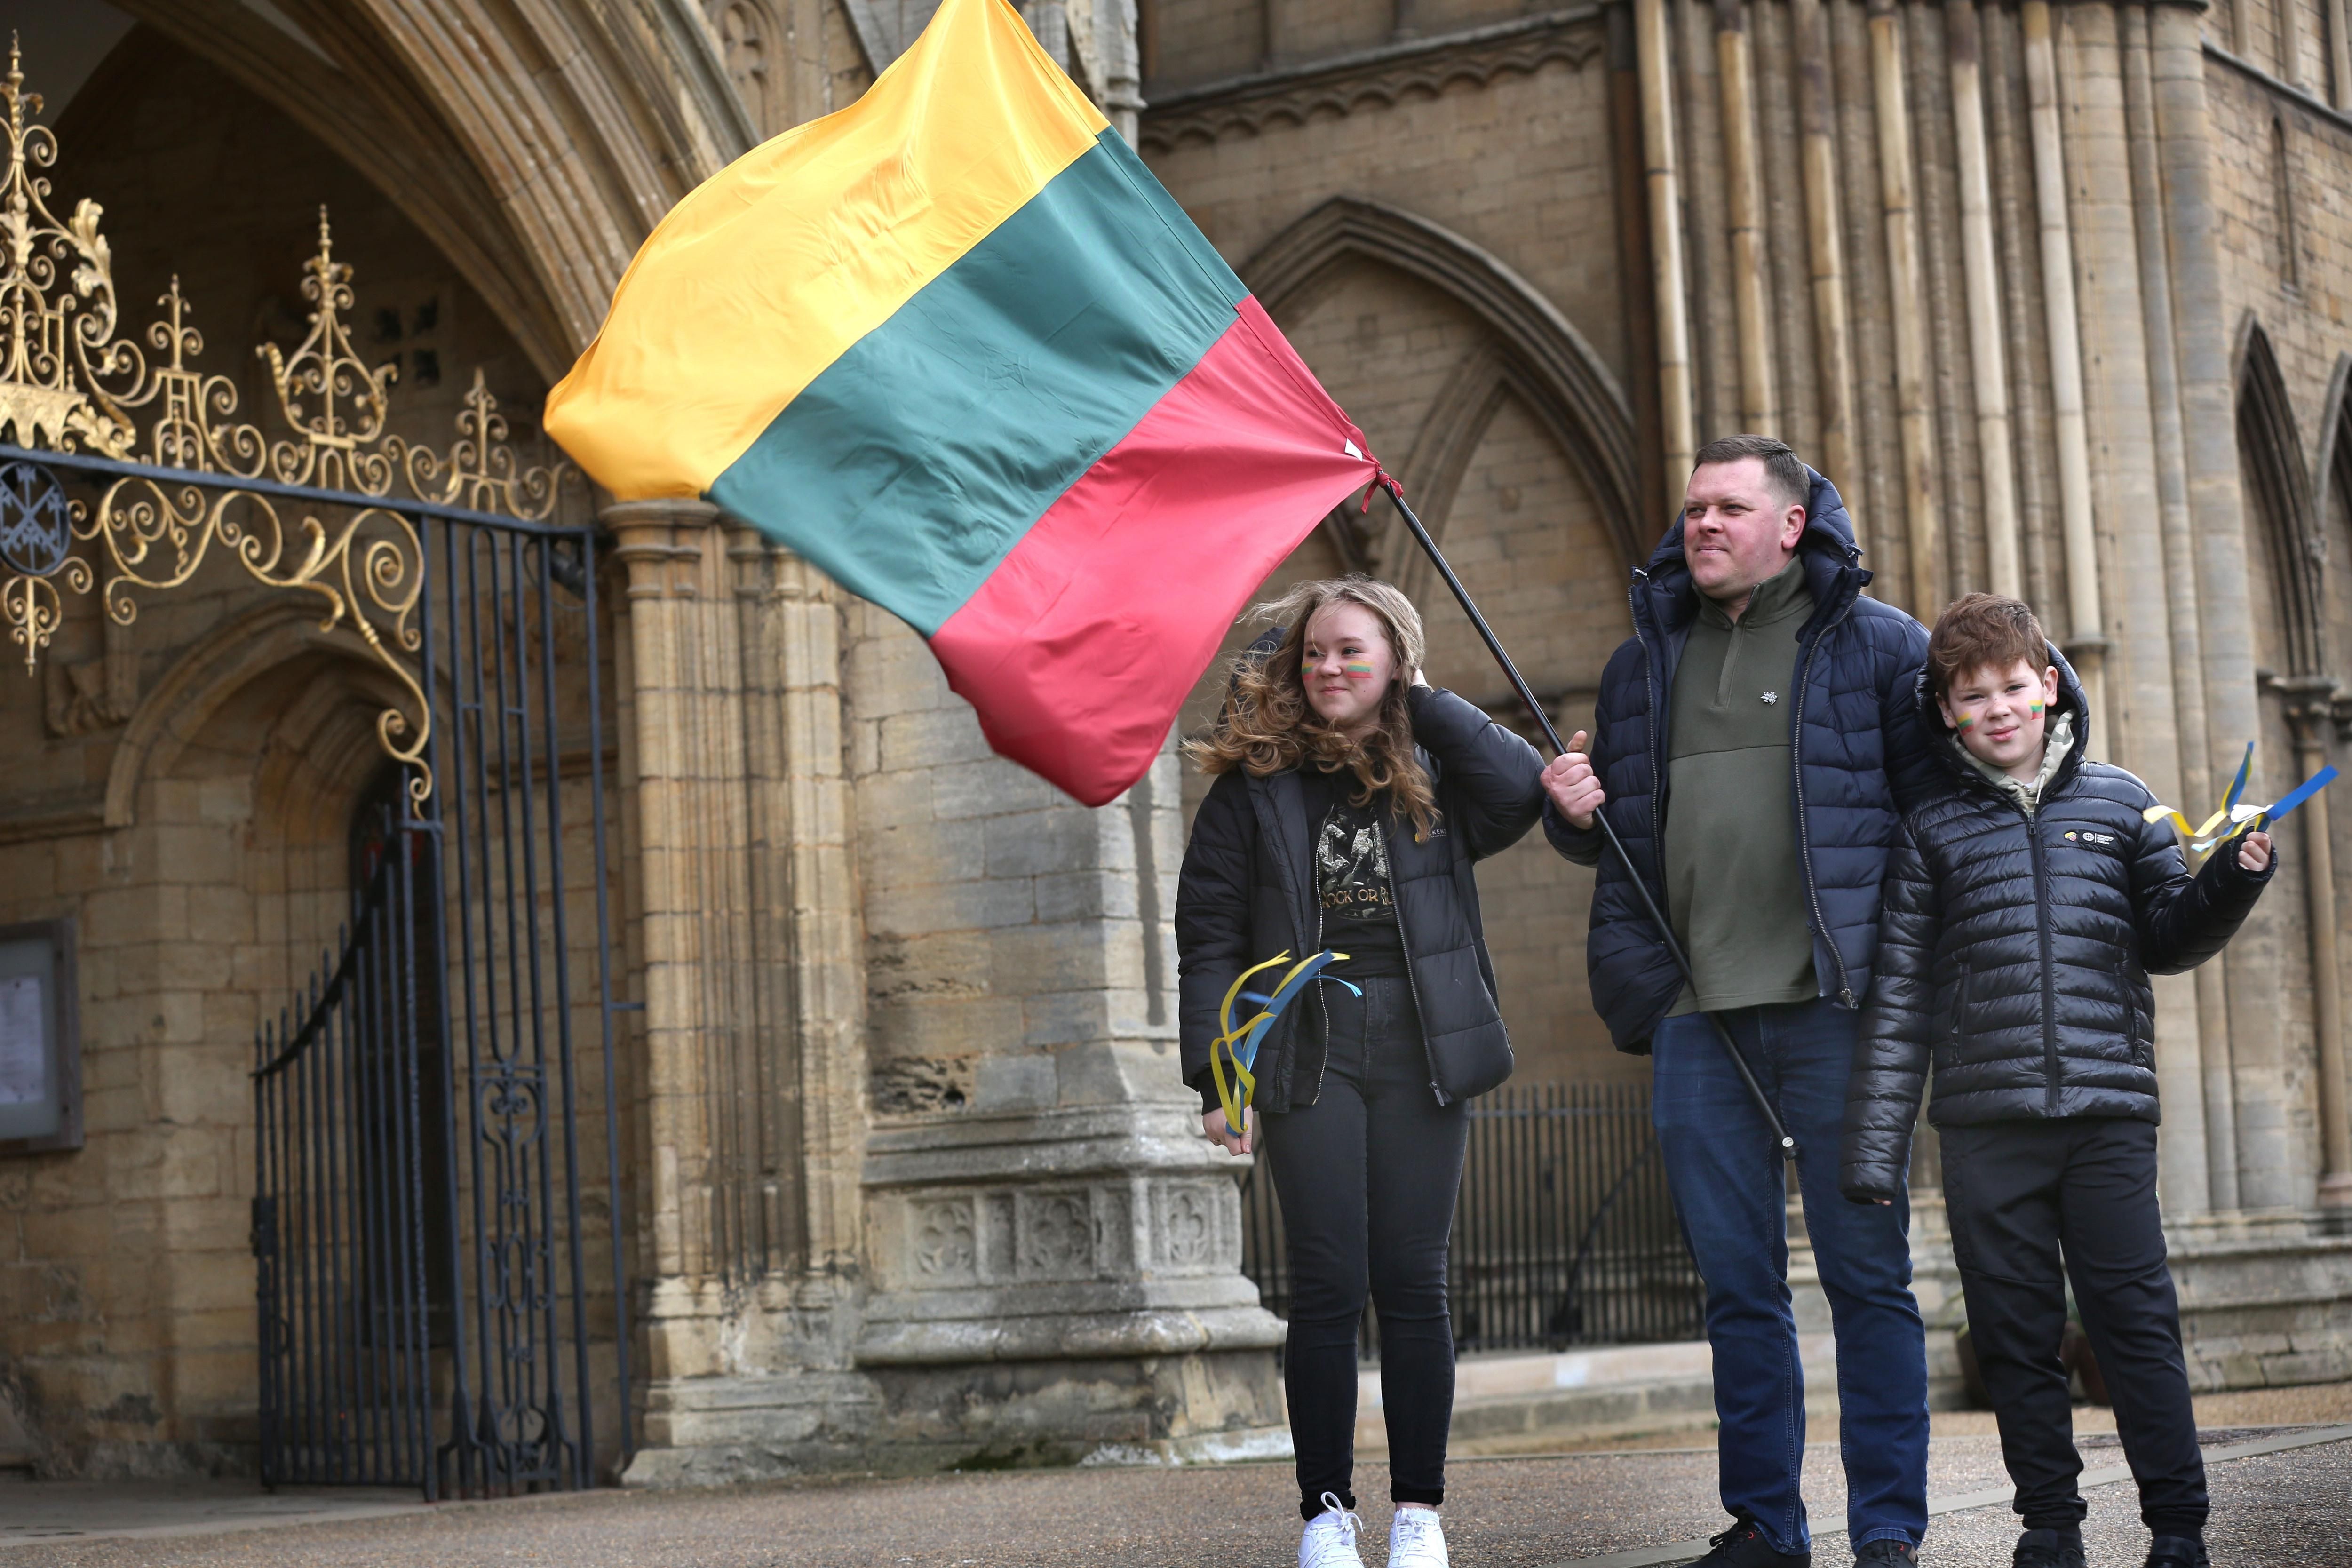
[1,1424,2346,1567]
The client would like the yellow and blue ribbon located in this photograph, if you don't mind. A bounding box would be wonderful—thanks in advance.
[1207,949,1360,1133]
[2142,740,2337,855]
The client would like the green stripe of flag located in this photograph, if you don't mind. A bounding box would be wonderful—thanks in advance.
[709,130,1248,636]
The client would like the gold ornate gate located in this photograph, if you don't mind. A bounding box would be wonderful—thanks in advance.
[0,45,630,1496]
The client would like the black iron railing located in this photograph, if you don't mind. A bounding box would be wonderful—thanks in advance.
[254,844,438,1487]
[1238,1080,1705,1356]
[1,437,626,1498]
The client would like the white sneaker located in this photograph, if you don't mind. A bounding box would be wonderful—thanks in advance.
[1389,1504,1449,1568]
[1299,1491,1367,1568]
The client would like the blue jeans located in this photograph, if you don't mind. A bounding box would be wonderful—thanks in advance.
[1653,998,1930,1555]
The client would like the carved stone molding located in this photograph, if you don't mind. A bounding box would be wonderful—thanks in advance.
[882,1176,1237,1293]
[856,1093,1280,1366]
[1139,8,1603,153]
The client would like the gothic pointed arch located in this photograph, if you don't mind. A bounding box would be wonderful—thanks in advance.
[2236,316,2327,679]
[1241,196,1643,570]
[104,599,421,832]
[104,0,755,380]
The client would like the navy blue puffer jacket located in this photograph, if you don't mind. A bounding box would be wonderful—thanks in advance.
[1838,661,2274,1202]
[1544,469,1933,1053]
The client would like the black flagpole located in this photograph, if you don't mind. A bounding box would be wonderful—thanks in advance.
[1379,478,1797,1161]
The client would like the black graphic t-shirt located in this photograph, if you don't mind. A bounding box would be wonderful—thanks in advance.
[1301,766,1408,978]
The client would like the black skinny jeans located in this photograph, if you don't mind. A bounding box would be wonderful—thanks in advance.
[1261,976,1468,1521]
[1942,1117,2207,1537]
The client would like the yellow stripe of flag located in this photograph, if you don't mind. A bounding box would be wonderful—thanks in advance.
[546,0,1110,501]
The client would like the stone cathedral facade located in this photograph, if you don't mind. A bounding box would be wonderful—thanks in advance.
[0,0,2348,1483]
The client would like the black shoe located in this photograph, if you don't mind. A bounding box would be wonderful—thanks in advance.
[1694,1517,1811,1567]
[2014,1528,2085,1568]
[2144,1537,2209,1568]
[1854,1541,1917,1566]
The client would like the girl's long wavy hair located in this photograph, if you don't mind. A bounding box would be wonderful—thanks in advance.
[1186,575,1439,838]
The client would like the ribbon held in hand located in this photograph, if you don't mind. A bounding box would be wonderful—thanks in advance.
[1208,949,1361,1134]
[2142,740,2337,854]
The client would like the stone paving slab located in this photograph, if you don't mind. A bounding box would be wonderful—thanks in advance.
[1,1425,2346,1567]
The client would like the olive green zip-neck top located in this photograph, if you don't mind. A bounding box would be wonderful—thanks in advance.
[1663,557,1818,1015]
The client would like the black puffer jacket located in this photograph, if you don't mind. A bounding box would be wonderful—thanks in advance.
[1839,659,2274,1202]
[1544,469,1934,1052]
[1176,685,1544,1112]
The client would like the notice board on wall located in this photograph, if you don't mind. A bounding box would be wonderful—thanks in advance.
[0,920,79,1154]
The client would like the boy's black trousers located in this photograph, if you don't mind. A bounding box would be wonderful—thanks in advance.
[1941,1117,2207,1536]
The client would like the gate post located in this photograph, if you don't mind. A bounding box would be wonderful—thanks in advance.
[604,501,732,1395]
[605,504,882,1477]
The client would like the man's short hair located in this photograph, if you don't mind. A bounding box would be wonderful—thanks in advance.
[1692,434,1810,512]
[1927,593,2050,698]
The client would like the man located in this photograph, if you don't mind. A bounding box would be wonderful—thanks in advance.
[1542,435,1933,1567]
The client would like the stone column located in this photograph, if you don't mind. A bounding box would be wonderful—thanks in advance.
[1869,0,1942,615]
[1948,0,2023,601]
[1716,0,1780,434]
[2282,685,2352,1221]
[610,506,882,1483]
[1792,0,1859,503]
[1637,0,1698,504]
[604,499,729,1389]
[2151,0,2292,1213]
[2061,2,2213,1212]
[2023,0,2106,740]
[2116,0,2218,1214]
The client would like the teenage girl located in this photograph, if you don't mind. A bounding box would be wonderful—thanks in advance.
[1177,576,1544,1568]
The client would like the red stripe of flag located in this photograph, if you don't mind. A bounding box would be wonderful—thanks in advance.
[930,298,1377,806]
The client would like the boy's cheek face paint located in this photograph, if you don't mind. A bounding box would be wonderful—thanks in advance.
[1954,712,1976,732]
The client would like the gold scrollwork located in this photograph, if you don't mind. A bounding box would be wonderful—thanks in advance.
[0,41,578,806]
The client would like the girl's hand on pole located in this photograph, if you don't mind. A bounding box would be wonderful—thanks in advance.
[1203,1106,1251,1156]
[1540,729,1605,829]
[2238,830,2272,873]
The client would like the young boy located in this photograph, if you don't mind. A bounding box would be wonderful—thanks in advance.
[1840,595,2275,1568]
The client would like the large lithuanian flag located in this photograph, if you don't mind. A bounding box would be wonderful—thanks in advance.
[546,0,1376,805]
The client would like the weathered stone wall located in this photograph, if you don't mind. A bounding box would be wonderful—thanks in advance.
[2202,54,2352,1216]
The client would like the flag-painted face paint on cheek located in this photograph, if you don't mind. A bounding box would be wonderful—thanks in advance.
[1343,661,1375,679]
[1954,713,1976,732]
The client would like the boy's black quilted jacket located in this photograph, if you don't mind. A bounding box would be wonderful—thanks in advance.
[1838,660,2274,1202]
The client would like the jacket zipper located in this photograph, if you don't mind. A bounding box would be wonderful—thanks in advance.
[1627,570,1675,925]
[1788,582,1859,1006]
[1384,821,1444,1104]
[2025,806,2060,1114]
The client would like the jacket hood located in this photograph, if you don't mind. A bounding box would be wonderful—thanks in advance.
[1913,645,2092,797]
[1642,466,1867,631]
